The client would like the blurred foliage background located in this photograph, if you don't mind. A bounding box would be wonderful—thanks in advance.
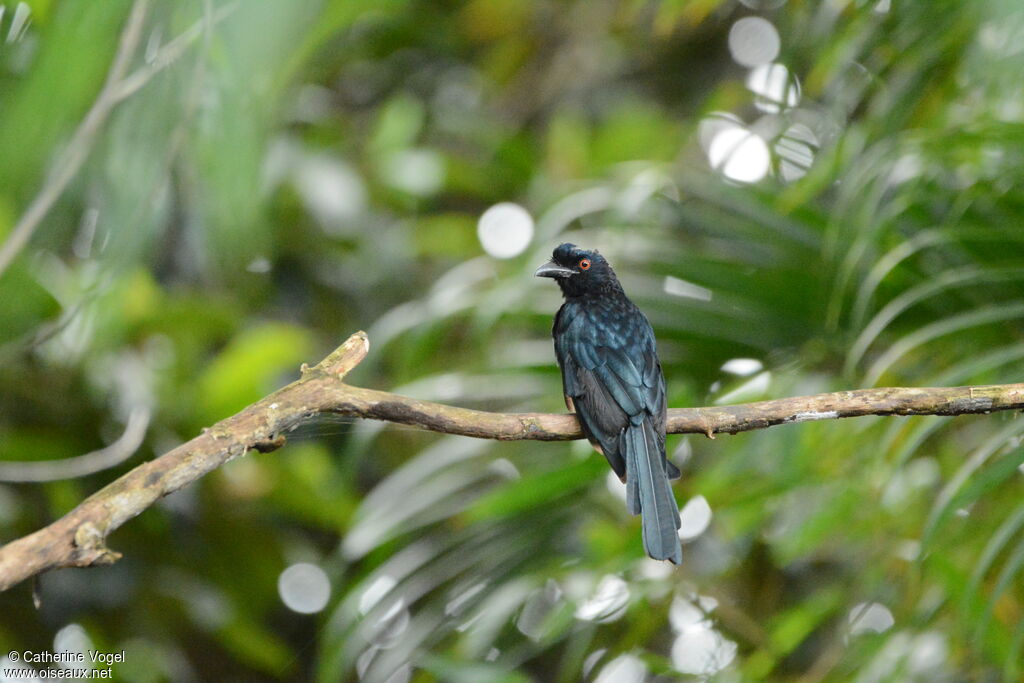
[2,0,1024,680]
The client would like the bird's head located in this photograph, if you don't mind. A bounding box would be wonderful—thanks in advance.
[534,243,620,297]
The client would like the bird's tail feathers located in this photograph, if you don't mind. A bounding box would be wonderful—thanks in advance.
[625,421,682,564]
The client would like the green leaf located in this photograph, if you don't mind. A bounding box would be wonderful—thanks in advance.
[465,455,605,522]
[197,322,314,423]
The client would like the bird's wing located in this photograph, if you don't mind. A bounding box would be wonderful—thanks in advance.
[555,306,670,479]
[640,344,680,480]
[555,306,628,476]
[590,340,685,477]
[574,320,682,562]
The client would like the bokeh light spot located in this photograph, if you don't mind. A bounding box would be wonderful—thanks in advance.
[721,358,763,376]
[849,602,895,635]
[678,495,713,541]
[54,623,92,664]
[278,562,331,614]
[672,627,737,675]
[670,595,717,632]
[728,17,780,67]
[606,469,627,502]
[747,63,801,113]
[478,202,534,258]
[382,148,445,197]
[516,579,563,640]
[708,128,771,183]
[594,653,647,683]
[293,155,366,229]
[575,575,630,622]
[698,112,745,154]
[776,123,818,182]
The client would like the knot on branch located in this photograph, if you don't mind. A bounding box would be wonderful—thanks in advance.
[253,434,286,453]
[73,522,121,566]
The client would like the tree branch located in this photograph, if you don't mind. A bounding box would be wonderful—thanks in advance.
[2,331,1023,593]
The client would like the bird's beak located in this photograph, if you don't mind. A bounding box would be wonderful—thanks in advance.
[534,260,576,278]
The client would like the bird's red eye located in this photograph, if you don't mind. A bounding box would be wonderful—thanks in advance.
[579,258,591,270]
